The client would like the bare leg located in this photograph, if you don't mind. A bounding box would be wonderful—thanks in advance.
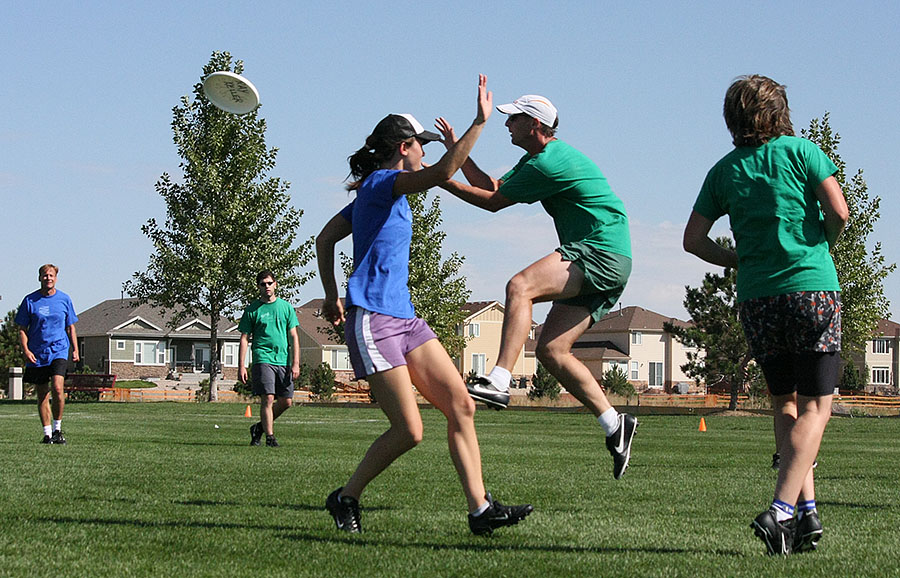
[536,303,612,416]
[260,394,276,435]
[37,384,52,428]
[272,396,293,421]
[50,375,65,422]
[342,366,423,501]
[407,339,486,512]
[774,395,815,501]
[496,252,585,371]
[773,394,832,505]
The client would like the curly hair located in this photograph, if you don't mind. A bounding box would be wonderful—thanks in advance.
[723,75,794,147]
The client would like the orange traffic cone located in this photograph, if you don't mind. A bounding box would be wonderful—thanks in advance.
[698,417,707,432]
[244,405,252,418]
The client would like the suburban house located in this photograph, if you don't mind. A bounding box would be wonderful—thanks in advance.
[859,318,900,394]
[573,305,697,393]
[76,299,242,380]
[456,301,537,389]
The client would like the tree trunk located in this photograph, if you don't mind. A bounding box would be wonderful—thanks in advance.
[208,314,219,402]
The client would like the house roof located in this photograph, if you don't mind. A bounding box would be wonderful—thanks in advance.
[296,299,341,347]
[875,318,900,337]
[461,300,503,319]
[587,305,690,334]
[572,340,628,359]
[77,298,239,339]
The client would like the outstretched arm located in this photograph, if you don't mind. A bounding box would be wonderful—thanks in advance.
[439,178,515,213]
[393,74,492,196]
[434,117,501,191]
[316,213,352,325]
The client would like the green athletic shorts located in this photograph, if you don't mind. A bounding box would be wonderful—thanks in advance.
[555,242,632,325]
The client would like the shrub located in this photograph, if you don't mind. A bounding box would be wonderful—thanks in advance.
[309,362,336,401]
[602,365,635,402]
[528,363,561,401]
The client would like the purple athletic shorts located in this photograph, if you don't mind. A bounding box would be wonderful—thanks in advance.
[344,307,437,380]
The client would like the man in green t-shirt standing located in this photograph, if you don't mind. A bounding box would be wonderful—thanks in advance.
[238,270,300,447]
[435,95,637,480]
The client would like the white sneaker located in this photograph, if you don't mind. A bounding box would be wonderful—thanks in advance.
[467,376,510,410]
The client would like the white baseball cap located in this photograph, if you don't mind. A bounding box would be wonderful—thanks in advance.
[496,95,558,127]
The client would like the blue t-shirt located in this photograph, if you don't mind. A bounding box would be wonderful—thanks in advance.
[15,290,78,367]
[340,169,416,318]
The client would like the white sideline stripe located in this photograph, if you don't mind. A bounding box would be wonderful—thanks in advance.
[354,308,391,375]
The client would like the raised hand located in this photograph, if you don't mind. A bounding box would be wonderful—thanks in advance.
[434,117,457,150]
[476,74,492,124]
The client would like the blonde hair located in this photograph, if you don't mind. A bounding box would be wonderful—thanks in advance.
[38,264,59,276]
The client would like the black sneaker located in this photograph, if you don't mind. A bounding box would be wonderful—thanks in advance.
[605,413,637,479]
[249,422,263,446]
[41,435,52,444]
[466,376,510,410]
[794,511,823,552]
[50,430,67,445]
[265,434,279,447]
[326,487,361,533]
[468,492,533,535]
[751,509,794,555]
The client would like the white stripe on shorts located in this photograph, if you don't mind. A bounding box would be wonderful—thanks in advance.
[353,308,392,375]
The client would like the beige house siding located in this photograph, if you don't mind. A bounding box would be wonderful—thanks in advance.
[861,319,900,393]
[456,302,536,382]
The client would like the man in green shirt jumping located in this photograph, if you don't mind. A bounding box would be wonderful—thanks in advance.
[238,270,300,447]
[435,94,637,479]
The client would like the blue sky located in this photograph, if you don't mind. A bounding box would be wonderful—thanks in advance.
[3,1,898,325]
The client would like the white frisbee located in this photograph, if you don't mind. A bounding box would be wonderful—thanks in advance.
[202,71,260,115]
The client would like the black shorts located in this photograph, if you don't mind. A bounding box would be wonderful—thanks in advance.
[24,358,68,386]
[739,291,841,397]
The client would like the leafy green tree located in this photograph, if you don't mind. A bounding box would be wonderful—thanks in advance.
[802,113,895,356]
[0,309,27,373]
[125,51,314,401]
[328,190,470,358]
[528,362,561,401]
[665,237,765,410]
[602,365,635,403]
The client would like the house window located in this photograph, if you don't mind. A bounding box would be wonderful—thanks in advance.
[649,362,664,387]
[116,340,125,350]
[472,353,486,375]
[222,343,239,367]
[873,339,889,354]
[872,367,890,385]
[331,349,352,370]
[632,332,642,345]
[630,361,639,380]
[134,341,166,365]
[468,323,480,338]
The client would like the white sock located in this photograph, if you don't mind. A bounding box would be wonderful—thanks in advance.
[487,367,511,392]
[472,500,490,517]
[43,425,52,437]
[598,408,620,437]
[53,420,62,432]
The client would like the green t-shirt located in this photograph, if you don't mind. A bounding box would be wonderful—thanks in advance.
[498,140,631,258]
[693,135,839,301]
[237,298,299,366]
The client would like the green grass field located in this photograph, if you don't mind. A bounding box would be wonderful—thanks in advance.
[1,402,898,577]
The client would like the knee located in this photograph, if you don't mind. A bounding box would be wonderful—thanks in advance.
[535,341,564,368]
[395,423,424,449]
[283,397,293,409]
[505,274,531,301]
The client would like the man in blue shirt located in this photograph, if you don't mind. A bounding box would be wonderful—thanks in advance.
[15,264,79,444]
